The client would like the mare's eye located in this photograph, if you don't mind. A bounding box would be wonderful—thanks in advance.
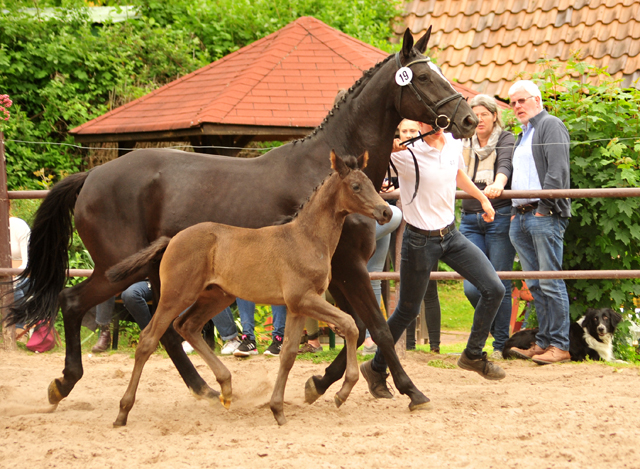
[351,183,361,192]
[603,316,608,320]
[418,74,429,82]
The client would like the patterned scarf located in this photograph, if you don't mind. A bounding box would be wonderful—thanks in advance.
[462,125,502,185]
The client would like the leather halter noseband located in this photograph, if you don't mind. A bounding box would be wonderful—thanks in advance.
[394,52,464,141]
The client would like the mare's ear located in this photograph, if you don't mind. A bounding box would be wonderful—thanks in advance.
[401,28,414,58]
[357,151,369,170]
[330,150,350,178]
[414,26,431,54]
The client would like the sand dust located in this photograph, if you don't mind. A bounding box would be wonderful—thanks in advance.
[1,348,639,468]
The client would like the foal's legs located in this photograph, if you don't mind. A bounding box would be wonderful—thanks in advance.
[114,295,198,427]
[270,313,306,426]
[172,292,235,409]
[307,232,430,411]
[148,270,220,402]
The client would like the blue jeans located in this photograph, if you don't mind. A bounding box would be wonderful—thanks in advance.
[365,204,403,339]
[236,298,286,341]
[96,297,115,326]
[509,212,570,351]
[371,227,504,373]
[459,205,516,352]
[121,281,238,341]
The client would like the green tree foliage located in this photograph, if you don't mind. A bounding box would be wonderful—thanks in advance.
[0,0,400,189]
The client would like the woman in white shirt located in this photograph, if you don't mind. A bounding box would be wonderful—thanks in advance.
[360,122,507,399]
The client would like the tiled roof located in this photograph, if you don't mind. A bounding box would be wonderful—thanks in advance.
[71,16,480,138]
[398,0,640,98]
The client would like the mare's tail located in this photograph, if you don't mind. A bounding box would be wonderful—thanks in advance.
[5,172,89,328]
[106,236,171,283]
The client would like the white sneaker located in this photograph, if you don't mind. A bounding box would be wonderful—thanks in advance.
[182,341,195,354]
[491,350,503,360]
[220,337,241,355]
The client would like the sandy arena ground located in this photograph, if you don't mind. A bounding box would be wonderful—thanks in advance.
[1,347,639,469]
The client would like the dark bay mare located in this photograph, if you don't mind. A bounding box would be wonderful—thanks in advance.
[106,151,391,426]
[8,28,477,412]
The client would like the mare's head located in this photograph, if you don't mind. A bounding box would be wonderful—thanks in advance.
[395,27,477,139]
[330,150,392,225]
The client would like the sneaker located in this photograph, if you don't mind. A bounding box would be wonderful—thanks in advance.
[233,335,258,357]
[491,350,504,360]
[360,360,393,399]
[264,335,283,357]
[510,343,547,360]
[220,337,241,355]
[298,342,323,354]
[532,346,571,365]
[182,341,195,354]
[457,350,506,381]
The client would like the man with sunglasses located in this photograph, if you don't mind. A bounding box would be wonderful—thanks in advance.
[507,80,572,365]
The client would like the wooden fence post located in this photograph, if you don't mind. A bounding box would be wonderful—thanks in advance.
[0,130,16,350]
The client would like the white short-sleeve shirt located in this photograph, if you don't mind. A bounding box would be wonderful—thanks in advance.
[391,133,464,231]
[10,217,30,269]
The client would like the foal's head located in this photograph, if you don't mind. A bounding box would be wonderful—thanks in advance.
[330,150,392,225]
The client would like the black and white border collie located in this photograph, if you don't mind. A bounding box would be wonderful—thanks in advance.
[503,308,623,362]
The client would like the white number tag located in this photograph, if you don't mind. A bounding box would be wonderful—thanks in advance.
[395,67,413,86]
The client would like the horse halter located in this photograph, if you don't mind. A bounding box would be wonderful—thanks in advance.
[394,52,464,141]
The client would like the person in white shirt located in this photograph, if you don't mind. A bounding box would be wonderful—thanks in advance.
[360,122,507,399]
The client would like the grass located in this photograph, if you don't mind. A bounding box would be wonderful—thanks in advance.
[438,280,475,331]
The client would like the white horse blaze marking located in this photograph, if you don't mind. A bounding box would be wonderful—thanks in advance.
[427,61,456,92]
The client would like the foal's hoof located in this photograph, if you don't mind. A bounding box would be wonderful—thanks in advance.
[219,394,232,410]
[47,379,64,406]
[190,386,221,404]
[408,396,432,412]
[304,375,324,404]
[334,394,345,408]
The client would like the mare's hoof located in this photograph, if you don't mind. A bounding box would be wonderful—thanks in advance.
[47,379,64,406]
[219,394,232,410]
[334,394,345,408]
[113,414,128,427]
[408,396,432,412]
[304,375,324,404]
[190,386,221,403]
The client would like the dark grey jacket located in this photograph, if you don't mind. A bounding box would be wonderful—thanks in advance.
[512,110,571,217]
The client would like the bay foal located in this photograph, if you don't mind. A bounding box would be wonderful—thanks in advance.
[107,151,391,425]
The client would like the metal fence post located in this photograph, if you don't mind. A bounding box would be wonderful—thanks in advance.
[0,131,16,350]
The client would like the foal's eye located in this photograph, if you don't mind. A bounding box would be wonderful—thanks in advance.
[351,183,361,192]
[418,74,429,82]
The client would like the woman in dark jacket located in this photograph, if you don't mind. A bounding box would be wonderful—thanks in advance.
[460,94,516,359]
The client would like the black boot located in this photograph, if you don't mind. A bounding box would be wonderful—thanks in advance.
[92,325,111,353]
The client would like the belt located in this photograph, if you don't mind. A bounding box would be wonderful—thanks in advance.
[515,202,538,215]
[407,221,455,238]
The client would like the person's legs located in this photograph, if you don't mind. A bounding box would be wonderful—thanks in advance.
[93,296,115,353]
[370,229,440,373]
[211,307,238,342]
[526,214,570,351]
[121,281,153,329]
[236,298,256,341]
[234,299,258,356]
[441,230,505,357]
[271,305,287,340]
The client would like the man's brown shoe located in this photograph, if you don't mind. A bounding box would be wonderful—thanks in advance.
[510,344,547,360]
[532,346,571,365]
[360,360,393,399]
[92,326,111,353]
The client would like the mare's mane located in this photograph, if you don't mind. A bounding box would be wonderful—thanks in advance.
[274,155,359,225]
[292,54,396,145]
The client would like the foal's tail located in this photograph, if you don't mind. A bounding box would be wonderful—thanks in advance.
[106,236,172,284]
[5,172,89,329]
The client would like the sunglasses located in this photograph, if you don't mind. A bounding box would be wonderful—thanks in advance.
[509,95,535,108]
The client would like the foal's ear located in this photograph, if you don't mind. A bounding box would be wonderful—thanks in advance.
[414,26,431,54]
[330,149,350,178]
[401,28,414,58]
[357,151,369,170]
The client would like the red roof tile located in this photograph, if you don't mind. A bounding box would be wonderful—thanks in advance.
[398,0,640,98]
[71,16,481,138]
